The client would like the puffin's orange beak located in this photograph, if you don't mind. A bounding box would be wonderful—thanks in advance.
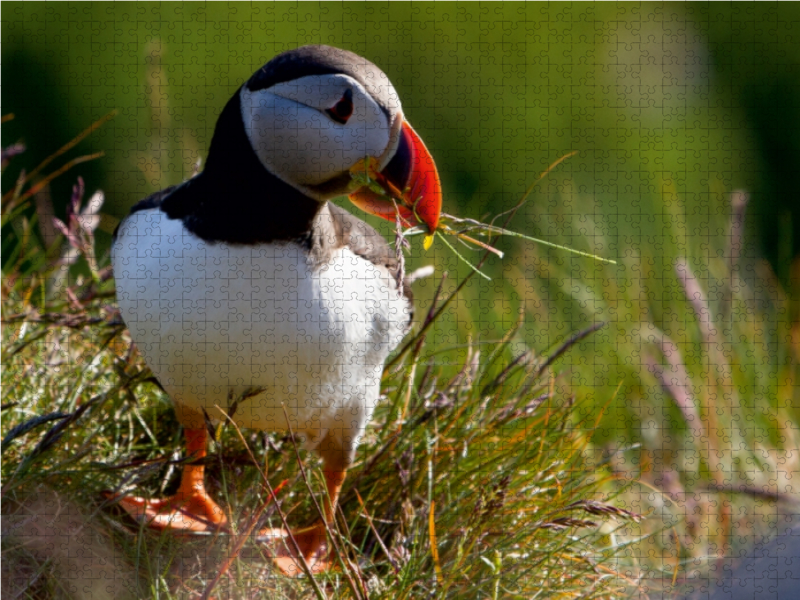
[348,120,442,233]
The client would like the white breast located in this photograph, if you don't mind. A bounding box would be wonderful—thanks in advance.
[112,208,409,443]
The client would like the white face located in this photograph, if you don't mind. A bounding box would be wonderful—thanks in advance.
[240,74,401,197]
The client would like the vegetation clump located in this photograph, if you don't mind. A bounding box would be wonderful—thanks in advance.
[2,120,642,599]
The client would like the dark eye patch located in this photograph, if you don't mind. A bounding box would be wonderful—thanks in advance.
[326,88,353,124]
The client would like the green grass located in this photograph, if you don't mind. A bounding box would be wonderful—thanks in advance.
[3,114,799,598]
[0,247,640,599]
[365,169,800,591]
[2,133,644,599]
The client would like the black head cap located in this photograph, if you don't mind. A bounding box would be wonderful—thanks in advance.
[246,45,399,117]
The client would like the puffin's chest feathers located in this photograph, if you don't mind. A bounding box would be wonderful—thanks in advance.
[112,206,411,430]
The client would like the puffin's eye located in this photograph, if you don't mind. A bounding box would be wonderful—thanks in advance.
[325,89,353,124]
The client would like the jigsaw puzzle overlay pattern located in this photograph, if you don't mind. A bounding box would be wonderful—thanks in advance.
[3,4,799,599]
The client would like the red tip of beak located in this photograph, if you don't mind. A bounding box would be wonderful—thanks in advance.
[397,121,442,231]
[348,120,442,233]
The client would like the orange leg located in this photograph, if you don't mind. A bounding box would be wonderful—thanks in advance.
[259,433,351,576]
[110,428,228,532]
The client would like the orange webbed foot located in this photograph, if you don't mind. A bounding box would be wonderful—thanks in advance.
[257,521,333,576]
[106,427,227,533]
[107,487,228,533]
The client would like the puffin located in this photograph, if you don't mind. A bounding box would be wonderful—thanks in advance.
[110,45,442,575]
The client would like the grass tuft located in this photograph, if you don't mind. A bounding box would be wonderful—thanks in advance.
[2,129,643,598]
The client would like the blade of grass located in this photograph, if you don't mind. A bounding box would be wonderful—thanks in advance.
[280,405,365,600]
[20,111,116,187]
[199,474,288,600]
[215,405,328,600]
[428,500,443,585]
[354,489,399,575]
[388,153,578,372]
[10,152,105,208]
[435,230,492,280]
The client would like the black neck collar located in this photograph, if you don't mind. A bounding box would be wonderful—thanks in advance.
[160,89,322,245]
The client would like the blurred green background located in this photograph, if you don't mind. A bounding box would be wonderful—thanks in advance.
[4,2,799,458]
